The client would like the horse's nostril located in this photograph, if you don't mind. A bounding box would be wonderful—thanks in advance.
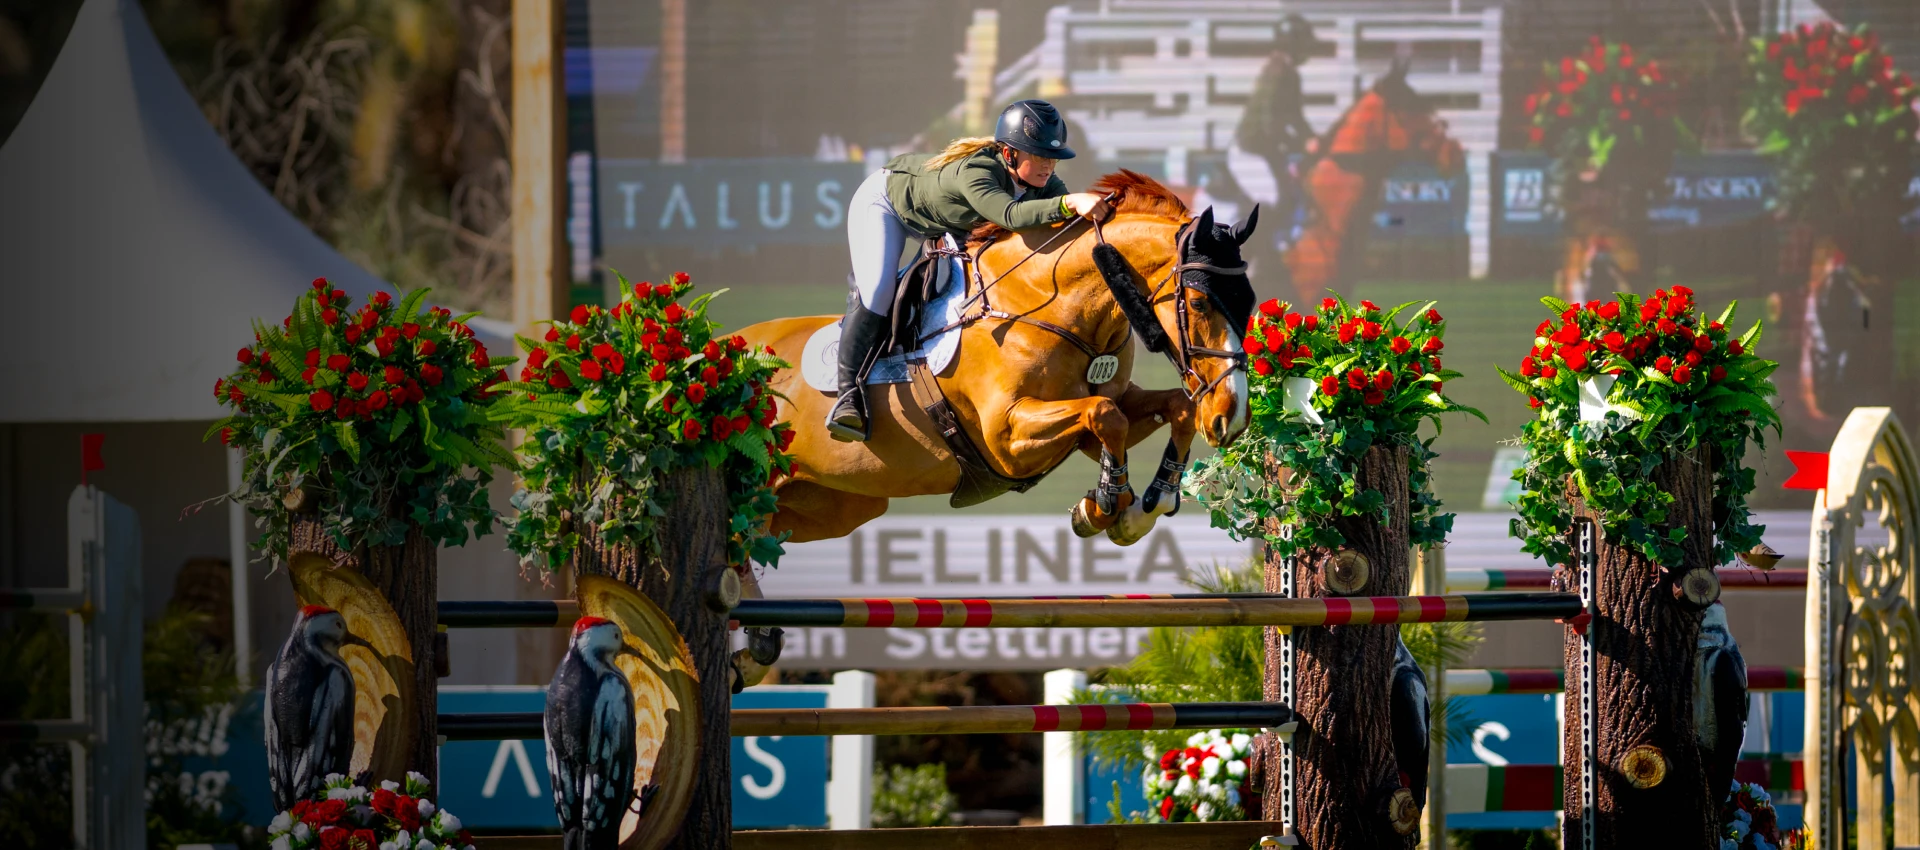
[1211,415,1228,437]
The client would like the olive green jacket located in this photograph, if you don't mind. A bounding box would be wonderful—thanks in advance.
[883,149,1070,240]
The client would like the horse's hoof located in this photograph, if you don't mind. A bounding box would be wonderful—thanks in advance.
[1108,504,1153,546]
[1070,499,1102,538]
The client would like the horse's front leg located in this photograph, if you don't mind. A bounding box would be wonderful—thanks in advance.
[1109,385,1198,546]
[1001,395,1135,538]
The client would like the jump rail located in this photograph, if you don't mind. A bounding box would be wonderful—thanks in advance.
[438,701,1296,741]
[1446,666,1804,694]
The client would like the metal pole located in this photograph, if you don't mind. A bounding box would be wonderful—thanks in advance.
[1577,519,1597,850]
[227,449,251,686]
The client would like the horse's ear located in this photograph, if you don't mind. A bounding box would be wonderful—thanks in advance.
[1195,206,1216,240]
[1389,55,1411,81]
[1233,205,1260,245]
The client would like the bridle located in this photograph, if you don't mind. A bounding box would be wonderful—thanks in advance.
[1101,217,1249,402]
[922,203,1250,404]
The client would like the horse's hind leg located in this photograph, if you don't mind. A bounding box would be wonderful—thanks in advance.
[769,480,890,544]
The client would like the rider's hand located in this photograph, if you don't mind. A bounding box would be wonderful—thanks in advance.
[1063,192,1111,221]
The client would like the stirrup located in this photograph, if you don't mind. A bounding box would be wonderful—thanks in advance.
[826,389,870,442]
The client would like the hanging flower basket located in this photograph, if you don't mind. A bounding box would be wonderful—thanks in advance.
[1523,37,1689,194]
[265,773,475,850]
[494,272,793,572]
[1144,730,1255,823]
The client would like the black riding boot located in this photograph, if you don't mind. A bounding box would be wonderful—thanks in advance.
[826,302,889,442]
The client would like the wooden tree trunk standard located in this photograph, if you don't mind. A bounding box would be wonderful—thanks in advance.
[1557,446,1717,847]
[574,467,732,850]
[289,516,439,789]
[1261,444,1416,849]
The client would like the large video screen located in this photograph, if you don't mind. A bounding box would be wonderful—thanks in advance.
[569,0,1918,523]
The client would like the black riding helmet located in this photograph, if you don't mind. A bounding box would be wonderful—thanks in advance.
[1278,13,1317,54]
[994,99,1077,160]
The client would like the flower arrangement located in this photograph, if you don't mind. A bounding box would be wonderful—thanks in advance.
[494,272,793,571]
[1743,21,1918,221]
[266,773,474,850]
[1143,729,1254,823]
[1718,781,1797,850]
[208,279,513,561]
[1185,296,1483,560]
[1499,289,1779,568]
[1522,37,1688,187]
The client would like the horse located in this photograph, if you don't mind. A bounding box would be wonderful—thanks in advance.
[738,171,1256,550]
[1242,58,1463,303]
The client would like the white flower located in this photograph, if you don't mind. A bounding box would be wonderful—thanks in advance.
[271,836,291,850]
[394,831,411,846]
[1226,787,1241,808]
[437,811,463,833]
[269,812,292,834]
[1733,809,1752,824]
[1721,840,1739,850]
[380,780,401,792]
[292,823,312,842]
[1201,756,1222,778]
[415,841,437,850]
[1195,801,1215,821]
[1142,743,1159,760]
[1186,731,1207,747]
[1226,759,1247,778]
[1231,733,1252,753]
[1173,775,1194,797]
[1729,819,1751,841]
[322,773,347,788]
[381,843,400,850]
[1155,773,1174,791]
[1750,786,1771,805]
[417,798,436,818]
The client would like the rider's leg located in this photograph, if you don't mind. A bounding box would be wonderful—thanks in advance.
[829,170,910,442]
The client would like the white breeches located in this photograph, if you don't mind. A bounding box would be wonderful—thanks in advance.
[846,169,917,316]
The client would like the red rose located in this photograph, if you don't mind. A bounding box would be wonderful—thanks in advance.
[1692,335,1712,353]
[404,380,423,402]
[1373,368,1392,390]
[1598,302,1620,320]
[520,366,539,382]
[316,828,350,850]
[1655,355,1674,373]
[1602,331,1627,354]
[419,340,437,356]
[1710,365,1727,383]
[311,277,329,290]
[1321,375,1340,396]
[396,804,422,832]
[1303,315,1318,331]
[701,366,719,387]
[1657,318,1679,336]
[374,337,395,357]
[682,419,703,440]
[664,327,685,346]
[704,340,724,360]
[1347,368,1366,391]
[1295,344,1311,359]
[528,348,549,369]
[546,370,570,388]
[1160,797,1176,819]
[1727,340,1744,356]
[330,290,348,305]
[1559,345,1589,372]
[544,327,561,343]
[580,361,604,381]
[571,304,593,324]
[1259,299,1281,318]
[655,283,675,299]
[1320,297,1337,313]
[592,343,615,361]
[1362,388,1385,406]
[321,308,339,325]
[1422,338,1444,354]
[383,366,405,385]
[1389,336,1412,355]
[1541,364,1559,379]
[652,344,673,362]
[1429,357,1441,372]
[1252,358,1274,376]
[1360,321,1382,342]
[609,353,626,374]
[347,372,369,391]
[665,303,686,324]
[1245,337,1265,355]
[1338,322,1358,345]
[1551,323,1581,344]
[344,327,362,344]
[686,383,707,404]
[1672,364,1693,383]
[367,390,389,410]
[1284,313,1303,330]
[422,364,444,386]
[1528,396,1544,409]
[732,414,751,434]
[402,323,420,339]
[1520,358,1538,378]
[1360,299,1379,313]
[302,367,318,384]
[729,335,749,353]
[1159,749,1179,770]
[1639,301,1659,323]
[1683,350,1702,366]
[647,363,668,382]
[565,333,582,352]
[236,347,254,364]
[309,799,348,827]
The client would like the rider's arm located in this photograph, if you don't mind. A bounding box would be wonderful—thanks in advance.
[955,158,1070,231]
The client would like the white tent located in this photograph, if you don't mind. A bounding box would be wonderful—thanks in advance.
[0,0,396,423]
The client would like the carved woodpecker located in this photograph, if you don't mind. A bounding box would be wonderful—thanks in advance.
[1694,602,1749,803]
[1389,637,1431,806]
[546,617,641,850]
[265,604,359,810]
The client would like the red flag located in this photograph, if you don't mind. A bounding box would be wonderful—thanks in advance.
[81,433,105,485]
[1782,450,1828,491]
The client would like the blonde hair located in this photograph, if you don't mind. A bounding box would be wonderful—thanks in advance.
[923,136,1001,169]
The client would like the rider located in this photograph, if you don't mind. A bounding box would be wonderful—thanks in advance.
[827,99,1112,442]
[1231,13,1319,249]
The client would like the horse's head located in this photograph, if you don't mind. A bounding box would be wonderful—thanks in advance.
[1169,206,1258,448]
[1332,57,1464,176]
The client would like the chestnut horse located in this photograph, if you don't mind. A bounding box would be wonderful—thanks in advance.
[739,172,1256,548]
[1267,59,1463,303]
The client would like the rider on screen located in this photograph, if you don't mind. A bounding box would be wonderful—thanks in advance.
[1229,13,1319,252]
[828,99,1112,443]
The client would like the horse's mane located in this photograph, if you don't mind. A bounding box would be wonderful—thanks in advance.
[967,170,1189,246]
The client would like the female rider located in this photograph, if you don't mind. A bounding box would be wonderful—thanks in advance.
[827,99,1111,442]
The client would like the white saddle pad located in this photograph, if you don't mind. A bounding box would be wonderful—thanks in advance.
[801,252,969,393]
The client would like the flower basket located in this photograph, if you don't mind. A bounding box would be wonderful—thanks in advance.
[1186,295,1480,846]
[1144,730,1255,823]
[265,773,474,850]
[1501,288,1779,842]
[210,279,514,784]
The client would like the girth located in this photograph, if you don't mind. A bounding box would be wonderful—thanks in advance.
[905,359,1062,509]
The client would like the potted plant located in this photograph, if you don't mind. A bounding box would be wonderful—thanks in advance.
[1499,288,1778,843]
[264,773,476,850]
[210,279,513,786]
[1522,37,1690,302]
[1186,295,1481,845]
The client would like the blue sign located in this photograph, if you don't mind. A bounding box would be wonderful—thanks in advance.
[196,686,832,830]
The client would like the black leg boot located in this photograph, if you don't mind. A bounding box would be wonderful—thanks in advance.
[825,303,889,442]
